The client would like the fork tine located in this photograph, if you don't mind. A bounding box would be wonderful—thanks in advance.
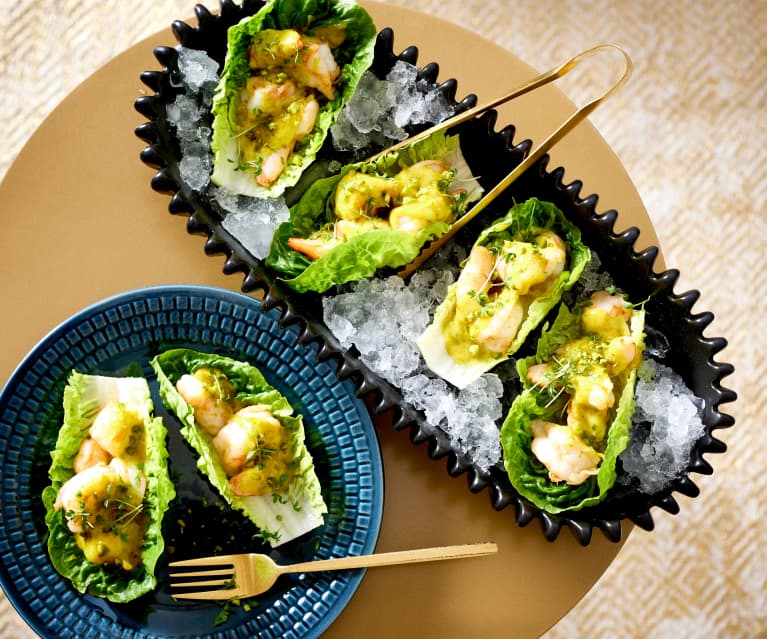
[168,554,238,568]
[169,568,233,578]
[169,554,244,599]
[171,578,233,589]
[172,588,249,601]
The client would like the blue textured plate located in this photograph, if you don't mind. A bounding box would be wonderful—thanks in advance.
[0,285,383,638]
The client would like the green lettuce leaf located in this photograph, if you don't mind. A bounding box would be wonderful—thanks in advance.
[41,372,175,602]
[150,349,327,547]
[500,301,646,513]
[210,0,377,197]
[417,197,591,388]
[265,130,483,292]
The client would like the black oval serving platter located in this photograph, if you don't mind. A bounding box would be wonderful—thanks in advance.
[134,0,736,544]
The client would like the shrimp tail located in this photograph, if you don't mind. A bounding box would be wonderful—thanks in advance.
[287,237,335,260]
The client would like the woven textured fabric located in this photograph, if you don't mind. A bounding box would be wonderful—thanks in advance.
[0,0,763,637]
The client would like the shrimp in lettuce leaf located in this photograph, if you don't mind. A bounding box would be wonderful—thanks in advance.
[151,349,327,547]
[417,198,591,389]
[42,372,175,602]
[210,0,376,197]
[265,130,483,292]
[501,291,646,513]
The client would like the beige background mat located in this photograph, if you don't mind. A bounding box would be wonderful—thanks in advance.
[0,0,763,637]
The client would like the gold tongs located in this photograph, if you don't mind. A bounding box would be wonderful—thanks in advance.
[387,43,632,278]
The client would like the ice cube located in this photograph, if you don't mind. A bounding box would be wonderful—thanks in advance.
[217,192,290,260]
[178,152,211,192]
[331,61,454,155]
[176,47,219,99]
[166,94,205,144]
[619,360,706,494]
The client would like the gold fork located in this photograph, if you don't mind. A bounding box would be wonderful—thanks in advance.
[169,542,498,600]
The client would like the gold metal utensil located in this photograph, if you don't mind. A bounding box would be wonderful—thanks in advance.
[169,542,498,600]
[391,43,632,278]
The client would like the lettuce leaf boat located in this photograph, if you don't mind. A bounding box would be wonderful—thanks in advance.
[151,349,327,547]
[417,198,591,389]
[265,130,484,292]
[500,295,646,513]
[210,0,377,197]
[41,372,175,602]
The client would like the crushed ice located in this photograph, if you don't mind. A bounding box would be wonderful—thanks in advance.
[166,48,217,194]
[323,245,506,471]
[174,47,219,95]
[331,60,455,157]
[216,187,291,259]
[619,359,706,494]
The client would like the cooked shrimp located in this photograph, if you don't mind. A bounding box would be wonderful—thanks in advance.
[73,438,110,474]
[454,244,496,316]
[55,460,144,533]
[389,191,453,233]
[212,405,285,476]
[256,147,291,186]
[452,243,536,353]
[230,461,290,497]
[89,400,143,460]
[243,77,297,115]
[288,217,391,260]
[334,171,398,220]
[562,368,615,444]
[472,293,524,354]
[526,362,555,388]
[605,335,639,376]
[176,368,237,436]
[110,457,147,499]
[55,463,112,531]
[393,160,450,199]
[495,230,566,295]
[295,96,319,138]
[286,38,340,100]
[287,236,337,260]
[536,230,567,281]
[529,420,602,485]
[495,241,548,295]
[581,290,632,338]
[570,370,615,412]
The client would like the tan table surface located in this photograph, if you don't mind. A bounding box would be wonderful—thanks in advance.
[0,1,762,638]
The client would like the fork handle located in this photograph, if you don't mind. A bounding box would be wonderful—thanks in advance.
[279,542,498,575]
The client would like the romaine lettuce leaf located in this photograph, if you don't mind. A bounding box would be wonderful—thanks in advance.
[418,197,591,388]
[210,0,377,197]
[500,301,646,513]
[265,130,483,292]
[151,349,327,547]
[41,372,175,602]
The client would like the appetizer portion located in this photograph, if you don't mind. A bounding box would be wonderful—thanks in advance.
[151,349,327,546]
[265,131,483,292]
[501,291,646,513]
[417,198,591,389]
[42,372,175,602]
[210,0,376,197]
